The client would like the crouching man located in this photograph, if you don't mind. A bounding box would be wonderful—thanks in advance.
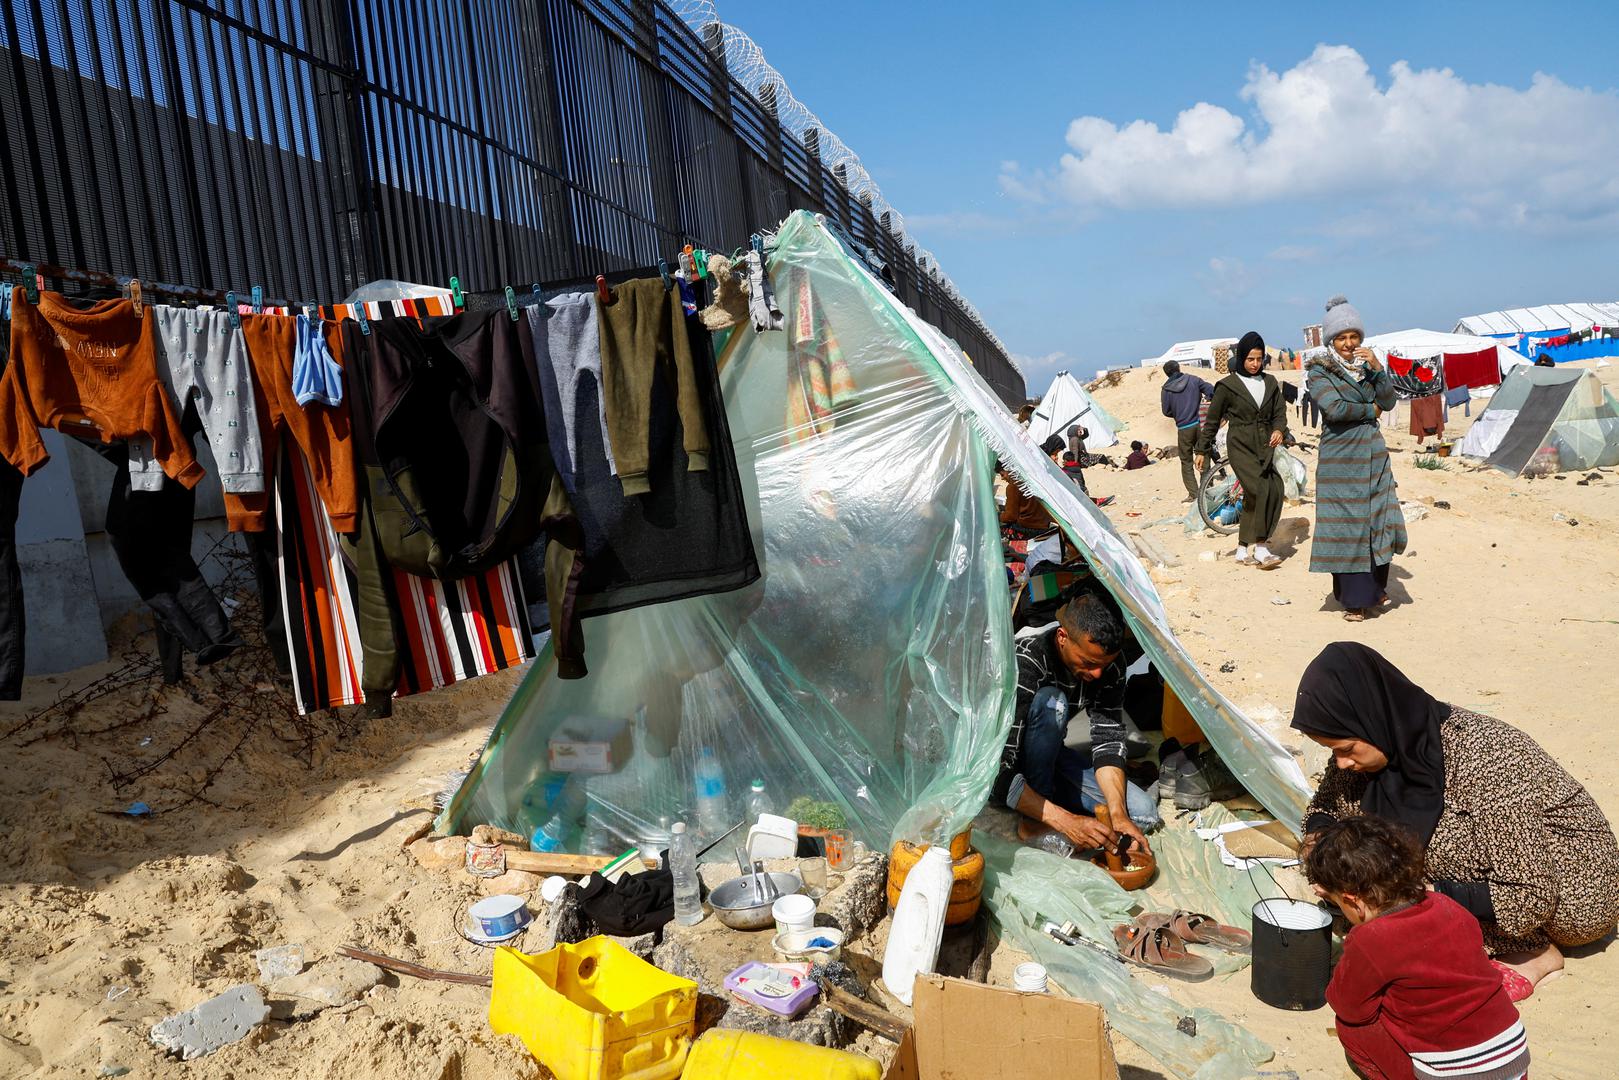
[994,592,1159,855]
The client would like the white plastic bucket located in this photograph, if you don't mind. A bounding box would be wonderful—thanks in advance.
[772,893,816,935]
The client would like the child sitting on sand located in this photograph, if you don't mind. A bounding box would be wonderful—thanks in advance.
[1303,816,1529,1080]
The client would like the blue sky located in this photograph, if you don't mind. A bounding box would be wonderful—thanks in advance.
[728,1,1619,386]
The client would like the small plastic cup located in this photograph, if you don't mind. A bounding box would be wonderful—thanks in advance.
[800,856,828,898]
[772,893,815,935]
[824,829,853,870]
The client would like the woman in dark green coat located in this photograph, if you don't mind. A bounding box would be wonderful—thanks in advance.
[1196,331,1288,569]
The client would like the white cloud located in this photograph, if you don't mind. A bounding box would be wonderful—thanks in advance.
[1005,45,1619,229]
[1201,256,1255,302]
[1268,244,1319,261]
[1012,350,1087,383]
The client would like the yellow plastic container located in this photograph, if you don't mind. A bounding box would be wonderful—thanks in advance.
[489,937,697,1080]
[681,1030,881,1080]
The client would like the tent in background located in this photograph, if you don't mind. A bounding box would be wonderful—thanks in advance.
[1454,302,1619,365]
[1455,365,1619,474]
[1364,328,1522,387]
[1137,338,1231,369]
[1025,370,1123,450]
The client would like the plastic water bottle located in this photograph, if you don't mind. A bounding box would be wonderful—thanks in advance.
[670,822,705,926]
[531,814,570,853]
[745,778,773,824]
[694,747,730,837]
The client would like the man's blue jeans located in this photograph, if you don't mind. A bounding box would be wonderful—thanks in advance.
[1017,686,1161,829]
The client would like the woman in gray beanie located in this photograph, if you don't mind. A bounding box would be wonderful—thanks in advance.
[1304,296,1406,621]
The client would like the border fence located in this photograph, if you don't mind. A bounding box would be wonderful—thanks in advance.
[0,0,1024,404]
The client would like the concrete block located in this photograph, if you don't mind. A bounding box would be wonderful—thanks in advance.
[149,984,268,1060]
[266,957,383,1017]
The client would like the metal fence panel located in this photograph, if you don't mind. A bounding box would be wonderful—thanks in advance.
[0,0,1024,403]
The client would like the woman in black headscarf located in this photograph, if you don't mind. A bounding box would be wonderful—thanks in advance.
[1291,642,1619,999]
[1195,331,1288,568]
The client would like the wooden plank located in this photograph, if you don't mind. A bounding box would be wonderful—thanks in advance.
[503,850,658,875]
[820,983,909,1044]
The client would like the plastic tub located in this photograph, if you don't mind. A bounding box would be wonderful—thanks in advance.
[771,893,816,935]
[771,927,845,963]
[489,937,697,1080]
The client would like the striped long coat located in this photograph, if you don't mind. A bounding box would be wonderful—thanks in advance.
[1305,353,1406,575]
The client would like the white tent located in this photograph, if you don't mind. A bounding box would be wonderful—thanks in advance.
[1454,302,1619,337]
[1364,328,1524,379]
[1139,337,1232,369]
[1025,370,1122,450]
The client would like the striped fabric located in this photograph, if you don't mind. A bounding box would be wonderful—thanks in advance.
[785,264,856,441]
[273,293,534,714]
[1305,352,1408,575]
[1411,1019,1528,1080]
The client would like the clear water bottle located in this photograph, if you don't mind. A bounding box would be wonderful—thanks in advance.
[670,822,704,926]
[694,747,730,837]
[745,778,773,823]
[531,814,571,853]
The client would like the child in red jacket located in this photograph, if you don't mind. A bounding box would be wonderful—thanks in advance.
[1304,816,1529,1080]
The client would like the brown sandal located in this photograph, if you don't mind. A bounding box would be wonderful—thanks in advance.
[1112,924,1214,980]
[1343,609,1365,622]
[1136,910,1252,953]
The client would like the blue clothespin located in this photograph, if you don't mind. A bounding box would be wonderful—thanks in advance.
[750,234,764,256]
[251,285,263,313]
[504,285,519,321]
[450,275,464,309]
[21,264,38,304]
[225,291,241,327]
[659,259,672,289]
[356,305,371,336]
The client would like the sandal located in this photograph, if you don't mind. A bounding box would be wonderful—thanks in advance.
[1137,910,1252,953]
[1490,960,1534,1003]
[1112,924,1214,981]
[1343,610,1366,622]
[1253,556,1283,571]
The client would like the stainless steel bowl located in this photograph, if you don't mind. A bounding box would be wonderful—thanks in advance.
[708,872,803,931]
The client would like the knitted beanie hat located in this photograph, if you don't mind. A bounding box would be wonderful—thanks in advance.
[1322,295,1364,342]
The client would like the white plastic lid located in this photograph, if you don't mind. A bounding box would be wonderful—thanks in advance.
[671,822,687,834]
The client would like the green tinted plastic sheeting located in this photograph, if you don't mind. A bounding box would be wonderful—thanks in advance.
[977,834,1274,1079]
[439,210,1015,853]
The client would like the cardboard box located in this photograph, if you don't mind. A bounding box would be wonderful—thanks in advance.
[884,975,1118,1080]
[547,719,631,774]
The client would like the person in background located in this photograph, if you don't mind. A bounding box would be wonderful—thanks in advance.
[1304,296,1404,622]
[1125,440,1152,470]
[1017,403,1036,427]
[1196,330,1288,570]
[991,592,1159,857]
[1292,642,1619,1001]
[1160,360,1215,501]
[1534,352,1556,368]
[1304,815,1530,1080]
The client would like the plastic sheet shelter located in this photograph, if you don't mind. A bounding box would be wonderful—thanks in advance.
[1025,371,1123,451]
[439,207,1307,850]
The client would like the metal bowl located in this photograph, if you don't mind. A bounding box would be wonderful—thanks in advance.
[708,872,802,931]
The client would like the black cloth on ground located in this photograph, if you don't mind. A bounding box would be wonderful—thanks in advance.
[575,867,675,936]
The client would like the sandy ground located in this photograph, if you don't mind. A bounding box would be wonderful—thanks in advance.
[1,359,1615,1079]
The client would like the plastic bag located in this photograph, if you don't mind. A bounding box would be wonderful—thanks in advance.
[1275,447,1309,500]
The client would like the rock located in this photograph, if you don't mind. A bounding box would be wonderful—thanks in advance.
[408,835,468,871]
[1219,661,1237,673]
[1270,597,1290,606]
[253,944,305,981]
[1433,500,1451,510]
[267,957,384,1017]
[471,824,526,847]
[150,985,269,1060]
[1198,551,1217,563]
[819,852,888,940]
[479,869,542,897]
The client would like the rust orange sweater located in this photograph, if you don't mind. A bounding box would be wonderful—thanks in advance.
[0,289,202,487]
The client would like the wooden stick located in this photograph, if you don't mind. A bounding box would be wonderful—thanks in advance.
[819,983,908,1044]
[339,946,491,987]
[503,850,659,875]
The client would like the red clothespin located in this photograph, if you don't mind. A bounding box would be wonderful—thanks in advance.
[595,274,613,305]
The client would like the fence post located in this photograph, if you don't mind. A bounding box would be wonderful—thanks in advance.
[633,0,682,255]
[314,0,377,287]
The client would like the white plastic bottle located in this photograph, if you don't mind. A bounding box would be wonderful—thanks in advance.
[745,778,773,823]
[881,844,953,1006]
[694,747,730,837]
[670,822,705,926]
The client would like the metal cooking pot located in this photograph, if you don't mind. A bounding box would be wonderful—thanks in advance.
[708,872,802,931]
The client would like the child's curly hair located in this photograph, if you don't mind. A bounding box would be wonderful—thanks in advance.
[1302,815,1427,911]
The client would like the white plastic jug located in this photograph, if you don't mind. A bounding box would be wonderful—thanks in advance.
[881,844,952,1006]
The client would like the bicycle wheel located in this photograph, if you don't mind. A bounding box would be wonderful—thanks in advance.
[1198,460,1243,535]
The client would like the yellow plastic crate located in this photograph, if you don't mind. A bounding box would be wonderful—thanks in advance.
[683,1030,881,1079]
[489,937,697,1080]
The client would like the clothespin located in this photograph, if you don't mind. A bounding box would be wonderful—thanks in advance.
[694,250,709,279]
[595,274,613,305]
[530,283,541,297]
[128,279,143,316]
[679,250,695,278]
[750,233,764,256]
[303,300,319,319]
[450,275,464,309]
[21,263,38,304]
[224,290,241,327]
[659,259,672,289]
[504,285,519,321]
[251,285,263,313]
[356,305,371,336]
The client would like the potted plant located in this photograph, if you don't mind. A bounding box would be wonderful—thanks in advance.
[784,797,847,839]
